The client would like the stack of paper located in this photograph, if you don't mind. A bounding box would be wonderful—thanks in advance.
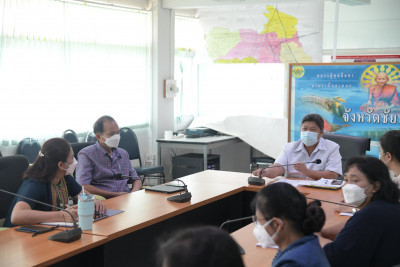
[298,178,345,190]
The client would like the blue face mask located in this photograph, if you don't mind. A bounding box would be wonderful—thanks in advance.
[300,131,319,146]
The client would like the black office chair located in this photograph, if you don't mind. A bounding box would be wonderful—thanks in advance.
[323,133,370,171]
[249,147,275,172]
[62,129,79,143]
[70,142,95,178]
[16,138,41,164]
[118,127,165,184]
[0,155,29,227]
[86,131,97,142]
[70,142,95,160]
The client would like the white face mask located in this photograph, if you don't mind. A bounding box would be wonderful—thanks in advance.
[300,131,319,146]
[342,183,370,207]
[389,170,400,185]
[64,158,78,175]
[102,133,120,148]
[252,219,279,248]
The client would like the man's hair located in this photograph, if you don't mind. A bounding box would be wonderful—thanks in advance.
[301,114,324,131]
[93,115,116,134]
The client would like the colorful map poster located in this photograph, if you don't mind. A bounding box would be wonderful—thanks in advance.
[198,0,323,63]
[289,62,400,156]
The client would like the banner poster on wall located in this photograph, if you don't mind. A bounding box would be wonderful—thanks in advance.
[289,62,400,156]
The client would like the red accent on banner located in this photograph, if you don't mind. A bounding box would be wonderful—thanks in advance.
[332,55,400,59]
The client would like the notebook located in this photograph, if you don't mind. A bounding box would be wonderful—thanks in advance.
[40,209,124,227]
[145,184,186,194]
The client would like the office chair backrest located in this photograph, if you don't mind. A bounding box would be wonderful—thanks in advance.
[62,129,79,143]
[0,155,29,221]
[70,142,95,178]
[16,138,41,164]
[70,142,96,160]
[118,127,142,165]
[86,131,97,142]
[323,133,370,169]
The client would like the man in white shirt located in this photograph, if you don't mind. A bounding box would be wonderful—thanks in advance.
[253,114,342,180]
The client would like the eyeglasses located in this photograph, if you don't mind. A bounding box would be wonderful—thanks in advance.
[252,215,270,225]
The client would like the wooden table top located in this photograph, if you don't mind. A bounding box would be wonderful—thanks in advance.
[0,170,348,267]
[0,228,107,267]
[88,180,243,239]
[179,170,346,202]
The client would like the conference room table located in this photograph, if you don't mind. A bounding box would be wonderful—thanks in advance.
[0,226,108,267]
[0,170,349,267]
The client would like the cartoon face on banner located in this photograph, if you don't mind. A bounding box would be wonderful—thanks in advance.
[290,63,400,150]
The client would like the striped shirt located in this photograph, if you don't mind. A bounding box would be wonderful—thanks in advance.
[76,142,139,193]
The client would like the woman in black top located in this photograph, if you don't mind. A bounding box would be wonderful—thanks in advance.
[5,138,105,227]
[323,156,400,267]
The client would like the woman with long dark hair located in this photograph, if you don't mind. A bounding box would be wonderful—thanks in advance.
[4,138,105,227]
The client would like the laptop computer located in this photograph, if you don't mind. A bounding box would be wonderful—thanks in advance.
[145,184,186,194]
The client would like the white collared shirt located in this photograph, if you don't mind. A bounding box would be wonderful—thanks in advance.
[274,138,342,178]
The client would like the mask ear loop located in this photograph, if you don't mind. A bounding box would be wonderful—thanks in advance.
[62,161,70,172]
[265,218,283,240]
[271,218,284,238]
[382,152,391,165]
[56,161,66,171]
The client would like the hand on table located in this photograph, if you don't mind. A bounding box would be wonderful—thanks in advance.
[252,168,265,177]
[64,206,78,222]
[94,200,107,214]
[294,163,308,175]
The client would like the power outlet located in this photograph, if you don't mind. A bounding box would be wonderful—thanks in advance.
[164,79,179,98]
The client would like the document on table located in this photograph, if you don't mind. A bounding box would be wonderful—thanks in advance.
[297,178,345,190]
